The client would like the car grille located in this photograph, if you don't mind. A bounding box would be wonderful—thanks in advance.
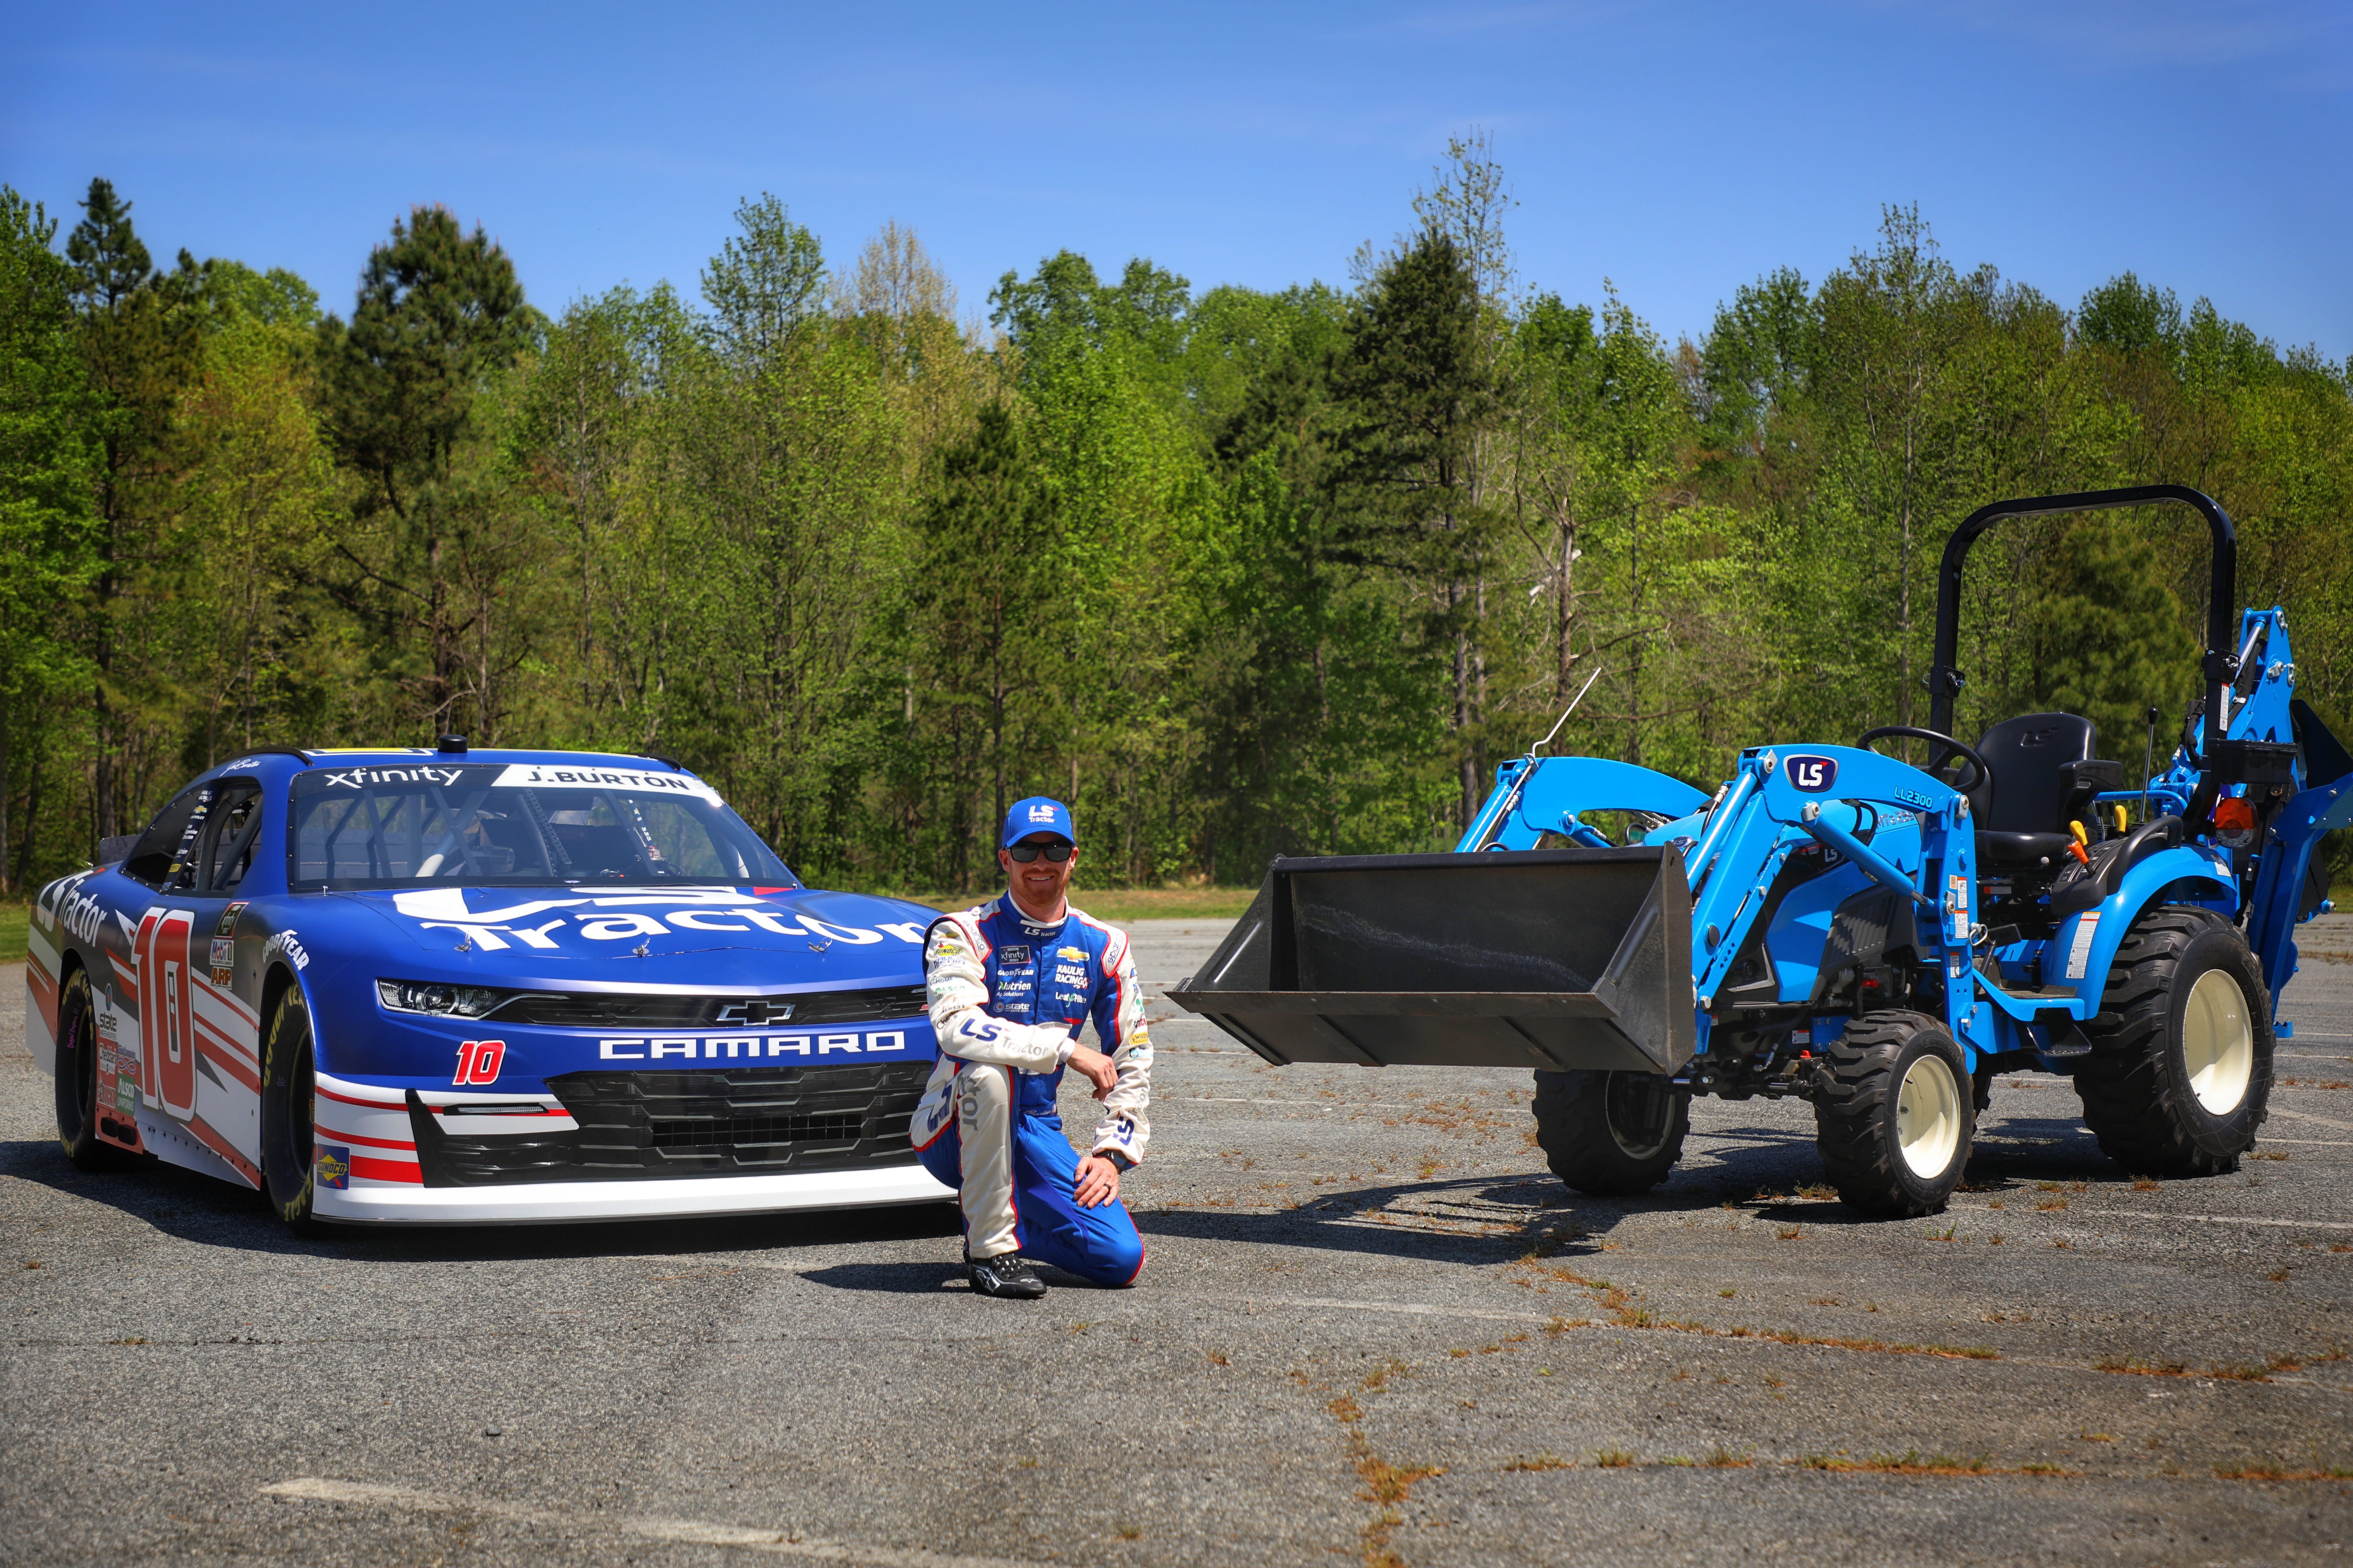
[482,984,928,1029]
[405,1061,933,1186]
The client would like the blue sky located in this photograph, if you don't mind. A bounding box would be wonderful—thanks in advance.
[6,1,2347,355]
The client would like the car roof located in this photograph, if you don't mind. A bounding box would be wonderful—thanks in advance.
[197,747,697,785]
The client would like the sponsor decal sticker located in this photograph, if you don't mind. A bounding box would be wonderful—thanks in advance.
[210,937,235,968]
[216,902,247,938]
[115,1074,136,1114]
[999,945,1032,966]
[1056,945,1087,962]
[316,1145,350,1189]
[264,928,311,971]
[319,764,470,790]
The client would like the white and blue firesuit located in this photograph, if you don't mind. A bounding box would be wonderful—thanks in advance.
[913,895,1152,1286]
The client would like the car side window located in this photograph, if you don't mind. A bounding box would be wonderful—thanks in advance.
[121,786,207,888]
[199,783,266,892]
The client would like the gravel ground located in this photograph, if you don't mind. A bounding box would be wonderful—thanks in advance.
[4,915,2351,1567]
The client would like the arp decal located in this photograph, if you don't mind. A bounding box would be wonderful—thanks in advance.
[1785,754,1839,793]
[455,1040,508,1086]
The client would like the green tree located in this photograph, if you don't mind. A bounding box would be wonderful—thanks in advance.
[0,189,102,884]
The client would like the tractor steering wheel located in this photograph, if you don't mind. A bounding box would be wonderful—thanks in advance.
[1855,726,1991,796]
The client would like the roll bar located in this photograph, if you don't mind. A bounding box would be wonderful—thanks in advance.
[1926,484,2237,748]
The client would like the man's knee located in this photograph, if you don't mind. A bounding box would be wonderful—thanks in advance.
[955,1063,1012,1119]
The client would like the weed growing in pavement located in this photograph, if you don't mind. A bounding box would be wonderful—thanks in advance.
[1777,1226,1802,1240]
[2035,1198,2069,1211]
[2213,1464,2353,1480]
[2250,1150,2289,1161]
[1799,1450,2037,1476]
[1988,1233,2005,1245]
[2079,1430,2113,1442]
[1719,1288,1737,1298]
[2052,1238,2075,1249]
[1807,1297,1840,1306]
[1592,1447,1636,1469]
[1206,1349,1229,1366]
[1503,1452,1571,1472]
[2334,1245,2352,1254]
[2132,1176,2161,1191]
[1115,1523,1142,1540]
[1705,1446,1753,1468]
[1986,1198,2005,1210]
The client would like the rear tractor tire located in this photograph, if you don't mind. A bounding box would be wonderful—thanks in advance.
[1532,1069,1690,1197]
[1814,1011,1974,1218]
[2074,906,2272,1178]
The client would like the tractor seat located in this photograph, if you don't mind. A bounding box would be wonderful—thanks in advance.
[1969,713,2124,872]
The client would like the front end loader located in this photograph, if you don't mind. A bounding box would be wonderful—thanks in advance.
[1170,486,2353,1216]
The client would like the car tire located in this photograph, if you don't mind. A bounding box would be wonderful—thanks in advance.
[1814,1010,1973,1218]
[2074,905,2272,1177]
[1531,1069,1690,1197]
[260,988,325,1235]
[55,968,133,1172]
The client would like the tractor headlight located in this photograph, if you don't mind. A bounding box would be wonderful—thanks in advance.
[377,979,508,1018]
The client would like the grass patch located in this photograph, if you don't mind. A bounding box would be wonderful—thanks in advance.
[0,902,28,965]
[1704,1446,1753,1469]
[1797,1449,2052,1477]
[1591,1447,1636,1469]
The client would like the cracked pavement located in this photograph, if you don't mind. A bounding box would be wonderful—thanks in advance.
[4,915,2351,1565]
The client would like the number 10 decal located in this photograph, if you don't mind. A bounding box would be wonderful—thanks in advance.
[455,1040,507,1085]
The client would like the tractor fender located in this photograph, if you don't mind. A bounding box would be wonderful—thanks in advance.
[2044,843,2235,1004]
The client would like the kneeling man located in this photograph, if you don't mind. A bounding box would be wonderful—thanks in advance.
[913,797,1152,1298]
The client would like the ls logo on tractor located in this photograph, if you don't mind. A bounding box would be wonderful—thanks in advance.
[1787,754,1839,793]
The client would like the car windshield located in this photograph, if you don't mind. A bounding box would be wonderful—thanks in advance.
[287,761,795,890]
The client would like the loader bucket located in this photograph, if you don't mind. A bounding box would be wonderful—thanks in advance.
[1166,847,1695,1074]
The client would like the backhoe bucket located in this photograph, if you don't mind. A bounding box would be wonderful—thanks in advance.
[1166,847,1695,1074]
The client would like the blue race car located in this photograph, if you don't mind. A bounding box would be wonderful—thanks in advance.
[26,742,952,1230]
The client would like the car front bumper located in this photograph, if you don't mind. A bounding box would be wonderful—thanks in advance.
[312,1161,953,1225]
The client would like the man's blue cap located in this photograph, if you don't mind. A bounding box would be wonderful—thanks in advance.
[1002,796,1076,849]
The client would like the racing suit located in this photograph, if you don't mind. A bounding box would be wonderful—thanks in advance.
[912,895,1152,1286]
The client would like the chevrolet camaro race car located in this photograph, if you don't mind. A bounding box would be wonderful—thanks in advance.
[25,744,954,1228]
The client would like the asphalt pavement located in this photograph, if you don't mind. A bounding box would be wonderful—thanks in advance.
[4,915,2351,1566]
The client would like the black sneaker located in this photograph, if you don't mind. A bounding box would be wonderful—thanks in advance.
[965,1251,1046,1299]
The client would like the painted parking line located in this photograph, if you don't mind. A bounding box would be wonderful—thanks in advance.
[1952,1203,2353,1232]
[261,1478,1034,1567]
[2270,1106,2353,1133]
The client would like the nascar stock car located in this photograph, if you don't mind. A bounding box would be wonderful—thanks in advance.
[25,742,957,1230]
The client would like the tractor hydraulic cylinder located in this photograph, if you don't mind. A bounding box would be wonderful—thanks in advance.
[1799,801,1933,907]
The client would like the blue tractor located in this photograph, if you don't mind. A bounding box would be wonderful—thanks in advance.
[1171,486,2353,1215]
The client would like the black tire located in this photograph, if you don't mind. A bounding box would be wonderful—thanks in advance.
[1815,1011,1974,1218]
[1531,1069,1690,1197]
[2074,905,2272,1177]
[260,988,325,1234]
[54,968,132,1172]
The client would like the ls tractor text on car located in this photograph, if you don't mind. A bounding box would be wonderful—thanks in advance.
[1173,486,2353,1217]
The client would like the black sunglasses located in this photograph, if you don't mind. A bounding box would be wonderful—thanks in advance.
[1006,841,1074,863]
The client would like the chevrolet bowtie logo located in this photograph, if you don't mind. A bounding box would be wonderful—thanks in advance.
[712,999,796,1025]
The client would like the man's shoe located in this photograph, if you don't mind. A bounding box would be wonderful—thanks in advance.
[965,1251,1046,1299]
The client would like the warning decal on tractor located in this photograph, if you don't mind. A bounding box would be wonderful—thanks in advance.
[2065,913,2101,980]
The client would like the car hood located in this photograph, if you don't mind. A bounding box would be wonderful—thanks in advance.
[332,883,941,991]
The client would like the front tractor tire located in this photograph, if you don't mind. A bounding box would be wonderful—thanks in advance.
[260,988,326,1235]
[1532,1069,1690,1197]
[2074,906,2273,1177]
[1814,1011,1974,1218]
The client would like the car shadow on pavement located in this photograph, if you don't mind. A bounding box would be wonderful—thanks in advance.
[0,1135,962,1261]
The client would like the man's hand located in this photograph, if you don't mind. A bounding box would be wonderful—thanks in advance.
[1066,1044,1117,1100]
[1074,1154,1122,1208]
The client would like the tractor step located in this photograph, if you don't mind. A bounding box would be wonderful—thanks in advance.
[1168,847,1694,1074]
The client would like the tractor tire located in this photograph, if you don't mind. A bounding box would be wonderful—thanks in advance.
[260,989,326,1235]
[1531,1069,1689,1197]
[54,968,133,1172]
[2073,905,2272,1177]
[1814,1010,1974,1218]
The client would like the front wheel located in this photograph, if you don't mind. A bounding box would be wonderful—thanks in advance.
[260,989,325,1235]
[1531,1069,1690,1197]
[1814,1011,1974,1218]
[2074,906,2272,1177]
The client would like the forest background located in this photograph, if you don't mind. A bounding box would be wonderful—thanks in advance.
[4,138,2351,904]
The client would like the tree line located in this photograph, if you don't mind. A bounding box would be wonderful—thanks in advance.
[5,137,2351,895]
